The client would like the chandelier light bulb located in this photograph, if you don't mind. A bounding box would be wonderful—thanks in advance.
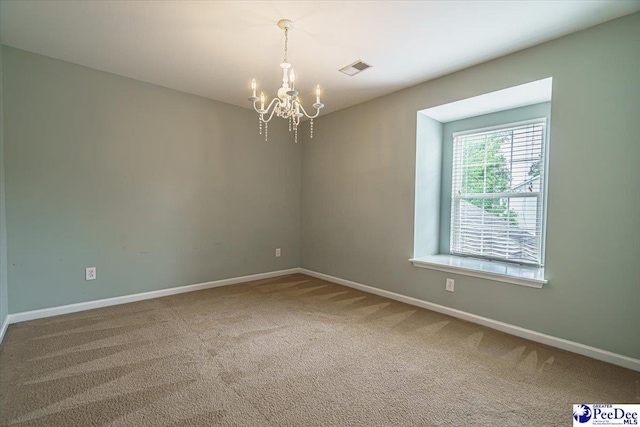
[247,19,324,143]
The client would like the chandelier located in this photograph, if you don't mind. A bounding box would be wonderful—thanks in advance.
[248,19,324,143]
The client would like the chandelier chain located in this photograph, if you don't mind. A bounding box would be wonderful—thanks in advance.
[283,28,288,63]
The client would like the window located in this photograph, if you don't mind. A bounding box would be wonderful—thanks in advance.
[450,119,546,266]
[412,80,552,286]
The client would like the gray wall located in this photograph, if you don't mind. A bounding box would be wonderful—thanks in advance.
[301,13,640,359]
[3,46,301,313]
[0,44,8,326]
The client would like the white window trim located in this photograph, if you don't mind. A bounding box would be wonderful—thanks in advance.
[409,255,546,288]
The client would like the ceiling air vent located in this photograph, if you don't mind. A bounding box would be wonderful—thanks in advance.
[339,60,372,76]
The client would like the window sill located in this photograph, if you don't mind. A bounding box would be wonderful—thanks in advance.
[409,255,547,288]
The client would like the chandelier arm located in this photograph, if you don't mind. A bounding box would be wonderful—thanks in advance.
[297,103,321,119]
[260,101,281,123]
[252,98,279,116]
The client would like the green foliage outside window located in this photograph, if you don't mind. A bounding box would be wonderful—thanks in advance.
[460,132,519,225]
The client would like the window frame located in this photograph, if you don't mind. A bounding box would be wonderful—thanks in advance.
[449,118,548,267]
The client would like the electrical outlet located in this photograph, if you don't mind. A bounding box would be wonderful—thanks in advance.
[446,278,455,292]
[275,248,281,257]
[86,267,96,281]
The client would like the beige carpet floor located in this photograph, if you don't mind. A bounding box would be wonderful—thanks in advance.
[0,273,638,426]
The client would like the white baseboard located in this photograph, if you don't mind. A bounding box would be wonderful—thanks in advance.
[3,266,638,372]
[0,315,8,346]
[300,268,640,372]
[5,268,300,327]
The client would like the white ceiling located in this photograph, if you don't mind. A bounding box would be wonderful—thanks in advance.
[1,1,639,116]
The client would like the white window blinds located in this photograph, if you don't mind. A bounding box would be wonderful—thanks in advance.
[450,119,546,266]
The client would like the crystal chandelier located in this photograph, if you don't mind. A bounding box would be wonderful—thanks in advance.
[248,19,324,143]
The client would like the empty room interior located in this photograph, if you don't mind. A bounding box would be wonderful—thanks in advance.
[0,1,639,426]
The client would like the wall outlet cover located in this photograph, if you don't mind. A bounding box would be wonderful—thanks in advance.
[86,267,96,281]
[446,278,455,292]
[275,248,281,257]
